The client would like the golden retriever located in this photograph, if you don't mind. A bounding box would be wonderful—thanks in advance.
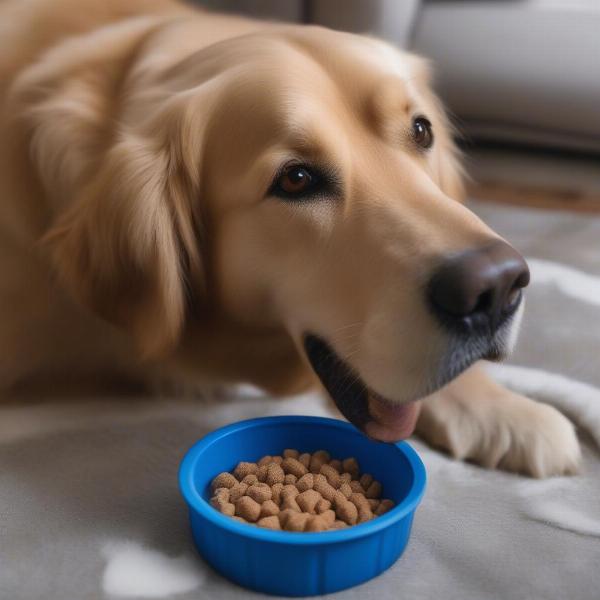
[0,0,580,476]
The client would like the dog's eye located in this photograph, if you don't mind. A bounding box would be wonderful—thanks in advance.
[412,116,434,149]
[270,165,321,199]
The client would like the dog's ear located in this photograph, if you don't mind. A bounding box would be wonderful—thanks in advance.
[43,131,203,358]
[11,21,206,358]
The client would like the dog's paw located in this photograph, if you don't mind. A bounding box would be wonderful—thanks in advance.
[416,389,581,478]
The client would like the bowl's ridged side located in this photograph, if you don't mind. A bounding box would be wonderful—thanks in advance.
[190,509,416,595]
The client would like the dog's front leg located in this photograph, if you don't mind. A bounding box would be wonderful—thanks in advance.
[415,363,581,477]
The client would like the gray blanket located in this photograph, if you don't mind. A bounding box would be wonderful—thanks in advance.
[2,200,599,600]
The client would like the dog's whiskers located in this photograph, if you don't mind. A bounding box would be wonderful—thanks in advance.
[331,321,363,334]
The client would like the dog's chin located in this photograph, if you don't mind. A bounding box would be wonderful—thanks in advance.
[303,319,516,443]
[303,334,422,443]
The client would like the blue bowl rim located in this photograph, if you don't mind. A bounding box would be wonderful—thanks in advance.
[179,415,426,545]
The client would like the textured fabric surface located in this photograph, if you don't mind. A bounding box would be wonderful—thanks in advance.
[1,199,599,600]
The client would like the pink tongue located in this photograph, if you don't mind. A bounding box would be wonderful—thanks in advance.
[364,397,422,442]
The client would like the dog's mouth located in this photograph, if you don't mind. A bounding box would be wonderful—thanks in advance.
[303,334,421,443]
[303,303,521,443]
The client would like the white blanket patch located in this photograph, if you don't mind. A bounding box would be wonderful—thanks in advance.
[528,257,600,308]
[523,501,600,538]
[486,362,600,448]
[101,541,205,598]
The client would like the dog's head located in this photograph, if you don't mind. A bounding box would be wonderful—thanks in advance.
[34,23,528,440]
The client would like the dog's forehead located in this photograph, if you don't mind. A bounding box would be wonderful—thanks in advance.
[195,30,429,171]
[306,34,422,122]
[280,26,413,78]
[247,29,421,135]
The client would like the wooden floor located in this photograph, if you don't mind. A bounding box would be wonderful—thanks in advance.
[464,147,600,213]
[468,181,600,213]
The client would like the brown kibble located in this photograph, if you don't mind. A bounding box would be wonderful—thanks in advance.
[375,499,395,515]
[342,458,360,479]
[213,488,230,502]
[365,481,382,499]
[210,490,233,513]
[298,453,312,469]
[256,465,269,482]
[329,459,342,471]
[221,502,235,517]
[349,492,370,512]
[278,508,296,528]
[320,464,342,488]
[235,496,261,522]
[309,450,330,473]
[271,483,284,505]
[284,511,310,532]
[305,515,327,532]
[296,490,321,514]
[229,482,249,503]
[358,509,373,523]
[281,457,308,478]
[313,474,336,501]
[211,472,237,491]
[281,496,301,512]
[257,515,281,530]
[280,485,300,509]
[260,500,280,518]
[246,483,272,504]
[349,480,365,494]
[210,495,226,510]
[242,474,259,486]
[359,473,373,489]
[296,473,314,492]
[332,490,348,510]
[265,463,285,486]
[314,450,331,461]
[336,500,358,525]
[320,509,336,526]
[339,482,353,499]
[210,450,394,532]
[281,484,299,499]
[233,462,258,481]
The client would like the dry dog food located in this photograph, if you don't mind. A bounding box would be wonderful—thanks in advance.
[209,449,395,532]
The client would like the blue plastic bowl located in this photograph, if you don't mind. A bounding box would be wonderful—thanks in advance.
[179,416,426,596]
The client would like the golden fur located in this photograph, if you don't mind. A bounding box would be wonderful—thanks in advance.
[0,0,580,476]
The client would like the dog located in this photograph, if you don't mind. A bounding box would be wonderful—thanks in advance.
[0,0,580,477]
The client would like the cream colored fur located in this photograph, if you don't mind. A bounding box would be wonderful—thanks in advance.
[0,0,580,476]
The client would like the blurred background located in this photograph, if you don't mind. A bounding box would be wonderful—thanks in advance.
[196,0,600,210]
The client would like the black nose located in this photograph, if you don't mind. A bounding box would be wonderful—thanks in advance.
[428,241,530,332]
